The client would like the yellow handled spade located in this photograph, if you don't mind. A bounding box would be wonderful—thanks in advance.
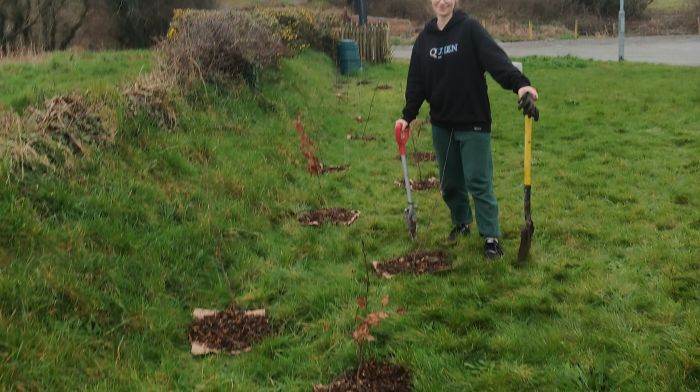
[517,115,535,262]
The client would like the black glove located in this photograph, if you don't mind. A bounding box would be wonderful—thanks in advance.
[518,92,539,121]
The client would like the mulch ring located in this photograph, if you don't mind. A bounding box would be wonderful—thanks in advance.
[347,133,377,142]
[299,208,360,227]
[314,360,412,392]
[398,152,436,163]
[372,250,451,279]
[188,307,271,356]
[394,177,440,191]
[321,164,350,174]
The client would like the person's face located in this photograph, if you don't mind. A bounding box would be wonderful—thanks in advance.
[431,0,457,18]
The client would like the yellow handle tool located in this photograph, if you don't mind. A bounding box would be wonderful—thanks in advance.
[524,116,533,186]
[518,116,535,262]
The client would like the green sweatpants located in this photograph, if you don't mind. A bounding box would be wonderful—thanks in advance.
[432,125,501,238]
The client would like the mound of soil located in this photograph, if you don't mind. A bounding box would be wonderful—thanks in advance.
[188,308,271,356]
[398,152,436,163]
[299,208,360,226]
[372,251,451,279]
[395,177,440,191]
[314,360,412,392]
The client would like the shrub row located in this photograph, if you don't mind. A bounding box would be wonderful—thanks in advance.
[159,8,340,87]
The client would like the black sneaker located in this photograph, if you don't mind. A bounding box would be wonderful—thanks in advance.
[484,238,504,259]
[448,224,470,242]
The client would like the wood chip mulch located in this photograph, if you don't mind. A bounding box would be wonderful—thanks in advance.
[298,208,360,227]
[394,177,440,191]
[397,152,436,163]
[321,164,350,174]
[188,308,271,356]
[372,251,451,279]
[313,360,412,392]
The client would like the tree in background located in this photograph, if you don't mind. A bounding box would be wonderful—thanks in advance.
[107,0,216,48]
[0,0,216,52]
[0,0,89,52]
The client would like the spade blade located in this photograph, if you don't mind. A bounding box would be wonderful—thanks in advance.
[405,205,417,241]
[517,219,535,262]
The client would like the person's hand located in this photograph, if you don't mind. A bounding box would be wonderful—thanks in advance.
[395,119,409,132]
[517,87,539,121]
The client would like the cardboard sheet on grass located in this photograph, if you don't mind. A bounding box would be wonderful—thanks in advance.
[189,308,268,356]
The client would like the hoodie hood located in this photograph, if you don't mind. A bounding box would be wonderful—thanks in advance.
[425,10,468,34]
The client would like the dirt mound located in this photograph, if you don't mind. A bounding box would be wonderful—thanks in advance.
[314,360,412,392]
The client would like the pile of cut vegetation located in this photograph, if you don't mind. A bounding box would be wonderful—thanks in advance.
[0,94,112,177]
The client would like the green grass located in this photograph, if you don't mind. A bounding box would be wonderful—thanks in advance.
[1,50,700,391]
[0,50,150,113]
[648,0,695,12]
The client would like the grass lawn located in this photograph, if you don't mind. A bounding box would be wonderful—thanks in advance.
[0,49,699,391]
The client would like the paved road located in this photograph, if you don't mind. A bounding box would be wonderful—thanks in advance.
[393,35,700,66]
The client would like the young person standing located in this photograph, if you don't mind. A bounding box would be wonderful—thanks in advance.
[396,0,540,259]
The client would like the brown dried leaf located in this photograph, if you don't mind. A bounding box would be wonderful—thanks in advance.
[353,322,370,343]
[356,296,367,309]
[381,295,389,307]
[366,311,389,326]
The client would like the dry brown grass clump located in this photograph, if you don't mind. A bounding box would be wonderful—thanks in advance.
[124,72,178,130]
[157,9,286,87]
[0,110,54,178]
[0,94,114,179]
[28,94,113,154]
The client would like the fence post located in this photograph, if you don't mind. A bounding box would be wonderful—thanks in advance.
[529,20,533,40]
[575,18,579,39]
[697,16,699,35]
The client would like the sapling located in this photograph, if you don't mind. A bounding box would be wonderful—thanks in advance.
[294,113,323,175]
[352,240,392,380]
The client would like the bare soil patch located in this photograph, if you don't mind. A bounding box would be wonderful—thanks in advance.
[373,251,451,279]
[299,208,360,226]
[322,164,350,174]
[314,360,412,392]
[398,152,435,163]
[395,177,439,191]
[188,308,271,356]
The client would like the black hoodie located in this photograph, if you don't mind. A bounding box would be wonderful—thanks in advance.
[402,11,531,130]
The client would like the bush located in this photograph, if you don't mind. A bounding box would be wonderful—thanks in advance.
[253,7,340,56]
[577,0,653,17]
[463,0,653,20]
[158,10,286,87]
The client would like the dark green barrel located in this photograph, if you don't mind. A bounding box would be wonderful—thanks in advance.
[337,39,362,75]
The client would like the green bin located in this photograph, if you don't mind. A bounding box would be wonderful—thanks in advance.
[337,39,362,75]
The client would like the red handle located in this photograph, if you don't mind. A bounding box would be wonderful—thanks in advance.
[395,123,410,155]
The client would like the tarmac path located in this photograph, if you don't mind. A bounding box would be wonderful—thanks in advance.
[392,35,700,66]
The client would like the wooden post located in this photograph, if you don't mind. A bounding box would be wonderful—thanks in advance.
[528,20,533,40]
[575,18,579,39]
[697,16,699,35]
